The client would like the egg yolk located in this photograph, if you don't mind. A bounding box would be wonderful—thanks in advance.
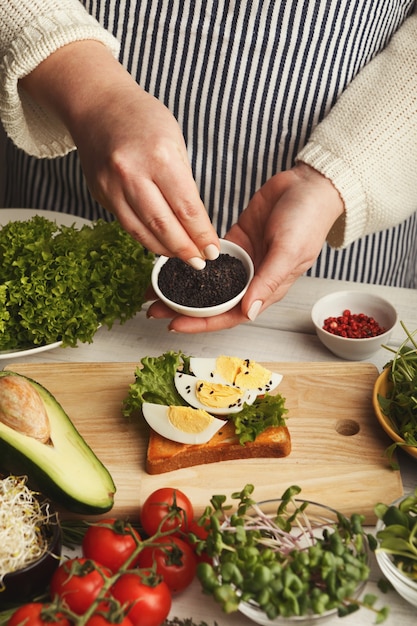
[216,356,272,389]
[168,406,213,433]
[195,380,244,408]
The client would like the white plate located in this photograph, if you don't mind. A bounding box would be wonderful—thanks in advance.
[0,208,91,229]
[0,208,92,360]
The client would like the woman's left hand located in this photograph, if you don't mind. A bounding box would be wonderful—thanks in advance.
[147,163,345,332]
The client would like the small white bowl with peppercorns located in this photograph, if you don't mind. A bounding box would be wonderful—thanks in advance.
[311,291,398,360]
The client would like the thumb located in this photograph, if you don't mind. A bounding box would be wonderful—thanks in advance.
[242,251,308,321]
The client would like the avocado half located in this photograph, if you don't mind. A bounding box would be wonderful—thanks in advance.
[0,371,116,515]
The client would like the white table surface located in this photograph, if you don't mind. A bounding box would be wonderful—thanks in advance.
[3,275,416,626]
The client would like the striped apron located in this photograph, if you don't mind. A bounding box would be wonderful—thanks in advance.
[3,0,416,286]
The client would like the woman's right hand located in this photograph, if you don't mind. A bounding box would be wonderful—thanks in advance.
[21,41,220,267]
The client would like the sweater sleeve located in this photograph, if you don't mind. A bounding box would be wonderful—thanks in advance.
[296,8,417,249]
[0,0,120,158]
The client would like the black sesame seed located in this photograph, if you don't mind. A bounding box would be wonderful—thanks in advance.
[157,254,248,307]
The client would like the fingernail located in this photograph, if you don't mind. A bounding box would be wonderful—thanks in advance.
[204,244,220,260]
[247,300,262,321]
[188,256,206,270]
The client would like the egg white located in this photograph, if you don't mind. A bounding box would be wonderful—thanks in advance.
[174,372,256,415]
[141,402,226,444]
[189,356,283,394]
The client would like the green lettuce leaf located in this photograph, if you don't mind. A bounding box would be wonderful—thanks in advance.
[231,394,288,444]
[0,216,154,350]
[123,351,192,414]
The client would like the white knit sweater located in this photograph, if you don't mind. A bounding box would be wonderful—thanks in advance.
[0,0,119,157]
[0,0,416,249]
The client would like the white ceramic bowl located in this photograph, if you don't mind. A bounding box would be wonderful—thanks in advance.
[311,291,397,360]
[151,239,254,317]
[375,496,417,607]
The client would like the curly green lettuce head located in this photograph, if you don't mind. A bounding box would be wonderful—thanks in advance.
[0,216,154,350]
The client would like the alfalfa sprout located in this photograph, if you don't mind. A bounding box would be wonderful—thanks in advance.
[0,475,53,588]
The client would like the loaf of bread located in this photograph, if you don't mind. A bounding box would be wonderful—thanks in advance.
[146,419,291,474]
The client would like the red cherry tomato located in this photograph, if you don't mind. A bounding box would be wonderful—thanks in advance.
[140,487,193,535]
[50,558,110,615]
[137,535,197,593]
[7,603,71,626]
[111,572,171,626]
[82,518,142,573]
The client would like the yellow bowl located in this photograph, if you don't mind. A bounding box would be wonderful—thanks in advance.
[372,368,417,460]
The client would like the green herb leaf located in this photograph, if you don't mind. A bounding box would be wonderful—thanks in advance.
[380,322,417,454]
[375,486,417,579]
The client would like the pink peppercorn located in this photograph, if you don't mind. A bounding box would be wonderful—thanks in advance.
[322,309,386,338]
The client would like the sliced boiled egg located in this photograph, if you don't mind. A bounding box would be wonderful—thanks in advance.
[142,402,226,444]
[174,372,256,415]
[189,356,283,394]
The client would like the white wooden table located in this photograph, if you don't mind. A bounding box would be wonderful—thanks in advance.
[4,275,416,626]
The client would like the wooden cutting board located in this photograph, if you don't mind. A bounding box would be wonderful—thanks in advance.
[5,361,403,523]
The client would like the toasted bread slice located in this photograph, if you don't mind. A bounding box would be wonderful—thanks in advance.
[146,420,291,474]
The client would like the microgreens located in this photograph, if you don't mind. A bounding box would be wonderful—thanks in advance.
[0,476,57,589]
[191,484,389,623]
[375,486,417,580]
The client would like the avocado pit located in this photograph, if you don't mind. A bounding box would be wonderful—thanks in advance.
[0,375,50,443]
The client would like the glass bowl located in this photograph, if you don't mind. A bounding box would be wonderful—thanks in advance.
[209,497,369,625]
[239,600,339,625]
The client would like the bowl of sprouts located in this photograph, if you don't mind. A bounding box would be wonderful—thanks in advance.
[374,489,417,608]
[192,484,386,625]
[0,475,62,605]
